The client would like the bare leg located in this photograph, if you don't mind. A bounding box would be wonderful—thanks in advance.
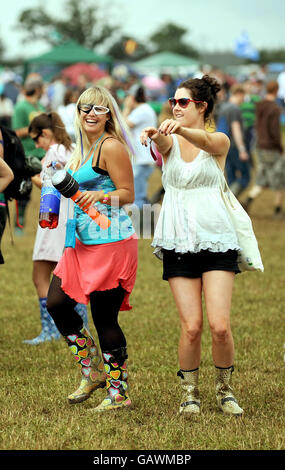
[203,270,235,367]
[273,190,283,208]
[203,270,244,415]
[23,260,58,344]
[247,184,262,199]
[168,277,203,370]
[32,260,57,298]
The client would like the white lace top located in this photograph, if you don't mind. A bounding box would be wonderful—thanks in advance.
[152,134,240,259]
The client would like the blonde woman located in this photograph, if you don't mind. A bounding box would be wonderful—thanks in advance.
[24,112,88,345]
[46,86,138,412]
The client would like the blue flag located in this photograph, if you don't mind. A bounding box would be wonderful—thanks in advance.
[234,31,260,61]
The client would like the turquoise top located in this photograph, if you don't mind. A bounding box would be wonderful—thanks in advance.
[71,149,135,245]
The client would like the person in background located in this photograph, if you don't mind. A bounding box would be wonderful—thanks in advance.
[0,85,14,127]
[149,100,173,205]
[23,112,88,345]
[277,66,285,109]
[49,74,68,112]
[123,84,157,211]
[240,80,261,166]
[141,75,247,417]
[12,76,46,235]
[3,77,20,105]
[0,128,14,264]
[216,83,249,199]
[244,80,285,218]
[46,86,138,412]
[57,89,79,143]
[160,73,177,100]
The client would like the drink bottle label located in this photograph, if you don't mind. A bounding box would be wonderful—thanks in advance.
[40,187,61,214]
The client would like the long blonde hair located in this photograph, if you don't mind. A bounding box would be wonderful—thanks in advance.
[67,86,134,171]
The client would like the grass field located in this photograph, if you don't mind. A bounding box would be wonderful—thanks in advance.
[0,168,284,452]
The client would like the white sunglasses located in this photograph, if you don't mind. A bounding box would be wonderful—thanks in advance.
[78,104,110,115]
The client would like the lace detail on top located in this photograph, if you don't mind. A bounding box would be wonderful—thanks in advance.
[152,134,240,259]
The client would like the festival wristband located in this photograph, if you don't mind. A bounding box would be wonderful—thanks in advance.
[102,193,110,204]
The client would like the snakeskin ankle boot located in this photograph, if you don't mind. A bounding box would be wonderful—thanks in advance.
[177,368,200,414]
[215,365,244,416]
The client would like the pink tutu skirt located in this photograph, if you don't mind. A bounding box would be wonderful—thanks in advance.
[53,234,138,311]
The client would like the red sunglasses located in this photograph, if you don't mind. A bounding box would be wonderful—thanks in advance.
[168,97,205,108]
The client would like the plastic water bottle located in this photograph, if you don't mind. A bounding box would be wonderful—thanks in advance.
[39,164,61,229]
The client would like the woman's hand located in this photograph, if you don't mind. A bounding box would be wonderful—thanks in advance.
[75,190,105,210]
[158,119,182,136]
[140,127,160,146]
[123,95,135,112]
[31,174,42,189]
[46,161,64,170]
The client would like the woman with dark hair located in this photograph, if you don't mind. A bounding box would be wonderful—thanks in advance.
[141,75,253,416]
[46,86,137,412]
[23,112,88,345]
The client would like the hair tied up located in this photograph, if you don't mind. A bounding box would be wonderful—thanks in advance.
[202,75,221,98]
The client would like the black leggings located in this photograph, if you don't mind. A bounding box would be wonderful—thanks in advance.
[47,275,126,352]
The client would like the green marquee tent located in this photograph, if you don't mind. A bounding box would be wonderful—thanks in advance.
[24,40,113,78]
[133,51,198,74]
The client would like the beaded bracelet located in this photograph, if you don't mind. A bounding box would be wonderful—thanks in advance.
[102,193,109,204]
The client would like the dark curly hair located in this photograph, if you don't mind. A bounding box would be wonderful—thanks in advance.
[177,75,221,122]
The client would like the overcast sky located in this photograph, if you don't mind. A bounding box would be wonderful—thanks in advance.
[1,0,285,59]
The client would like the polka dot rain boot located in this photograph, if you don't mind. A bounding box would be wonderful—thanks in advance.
[64,326,106,404]
[215,365,244,416]
[177,368,200,415]
[93,346,131,412]
[23,297,60,345]
[74,303,89,329]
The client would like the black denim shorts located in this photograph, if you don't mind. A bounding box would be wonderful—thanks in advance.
[162,249,240,280]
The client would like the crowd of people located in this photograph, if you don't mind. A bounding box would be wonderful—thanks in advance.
[1,63,285,223]
[0,60,283,416]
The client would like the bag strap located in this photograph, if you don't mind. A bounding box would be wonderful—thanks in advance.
[213,157,230,192]
[213,157,238,210]
[149,140,157,161]
[95,137,115,167]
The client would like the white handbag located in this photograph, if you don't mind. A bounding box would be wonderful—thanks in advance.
[216,162,264,272]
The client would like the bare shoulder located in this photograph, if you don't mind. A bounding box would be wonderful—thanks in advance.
[100,136,131,174]
[101,136,128,158]
[213,131,230,149]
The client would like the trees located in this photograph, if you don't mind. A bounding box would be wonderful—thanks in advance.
[17,1,199,62]
[17,0,119,49]
[149,23,199,58]
[107,36,151,61]
[106,22,199,61]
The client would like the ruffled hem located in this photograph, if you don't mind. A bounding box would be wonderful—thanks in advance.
[57,275,133,311]
[53,235,138,310]
[152,239,241,260]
